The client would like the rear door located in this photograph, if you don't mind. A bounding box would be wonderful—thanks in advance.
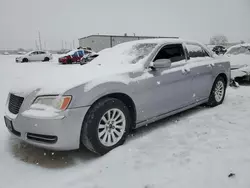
[38,51,46,61]
[185,43,214,102]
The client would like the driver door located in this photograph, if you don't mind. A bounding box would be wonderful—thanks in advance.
[29,51,38,61]
[133,43,194,122]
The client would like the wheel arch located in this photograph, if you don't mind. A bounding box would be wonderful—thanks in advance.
[216,73,228,86]
[85,92,137,130]
[22,57,28,62]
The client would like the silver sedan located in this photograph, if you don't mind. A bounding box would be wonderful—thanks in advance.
[4,38,230,155]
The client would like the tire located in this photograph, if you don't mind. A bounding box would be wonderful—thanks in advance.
[80,61,86,65]
[67,59,72,64]
[81,98,131,155]
[207,76,226,107]
[43,57,50,62]
[22,58,28,63]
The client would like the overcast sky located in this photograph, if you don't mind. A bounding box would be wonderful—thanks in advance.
[0,0,249,50]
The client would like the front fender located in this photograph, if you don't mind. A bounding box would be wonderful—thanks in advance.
[212,59,231,85]
[65,81,133,108]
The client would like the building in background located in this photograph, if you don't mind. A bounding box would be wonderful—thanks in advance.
[78,34,178,52]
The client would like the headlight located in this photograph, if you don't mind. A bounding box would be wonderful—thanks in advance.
[33,95,72,111]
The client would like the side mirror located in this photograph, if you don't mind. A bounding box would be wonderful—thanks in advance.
[153,59,171,69]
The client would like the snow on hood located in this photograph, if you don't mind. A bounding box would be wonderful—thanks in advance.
[9,41,157,96]
[10,62,143,96]
[10,39,188,96]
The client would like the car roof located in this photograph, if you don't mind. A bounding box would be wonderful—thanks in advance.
[30,50,47,53]
[227,43,250,52]
[116,38,204,47]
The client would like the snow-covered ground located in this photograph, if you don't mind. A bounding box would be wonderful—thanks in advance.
[1,55,250,188]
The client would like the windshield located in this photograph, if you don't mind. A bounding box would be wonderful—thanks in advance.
[92,42,158,65]
[226,45,250,55]
[66,50,79,55]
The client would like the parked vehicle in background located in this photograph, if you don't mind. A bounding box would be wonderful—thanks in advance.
[225,43,250,83]
[15,51,53,63]
[78,46,92,50]
[80,48,112,65]
[58,49,95,64]
[57,49,71,54]
[3,52,9,55]
[80,53,99,65]
[212,45,227,55]
[4,39,230,155]
[17,51,27,55]
[206,44,215,51]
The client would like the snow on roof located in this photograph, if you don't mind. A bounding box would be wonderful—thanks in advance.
[66,49,81,55]
[111,38,208,48]
[79,34,179,40]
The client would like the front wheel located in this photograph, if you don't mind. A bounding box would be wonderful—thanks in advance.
[81,98,131,155]
[67,59,72,64]
[207,76,226,107]
[22,58,28,63]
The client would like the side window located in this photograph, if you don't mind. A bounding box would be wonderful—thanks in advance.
[39,51,45,54]
[72,51,78,57]
[153,44,185,63]
[186,44,209,58]
[31,51,38,55]
[78,50,84,57]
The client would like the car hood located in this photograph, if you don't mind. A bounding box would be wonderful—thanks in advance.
[227,54,250,69]
[227,54,250,79]
[16,55,24,59]
[10,59,144,96]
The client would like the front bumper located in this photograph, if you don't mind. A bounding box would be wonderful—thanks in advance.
[5,106,90,151]
[16,58,22,62]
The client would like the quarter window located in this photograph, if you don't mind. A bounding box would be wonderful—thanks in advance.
[154,44,185,63]
[186,44,209,58]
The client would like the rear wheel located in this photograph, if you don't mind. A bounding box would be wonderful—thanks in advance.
[43,57,50,62]
[67,59,72,64]
[81,98,131,155]
[207,76,226,107]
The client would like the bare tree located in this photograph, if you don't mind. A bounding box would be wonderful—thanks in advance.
[210,35,228,45]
